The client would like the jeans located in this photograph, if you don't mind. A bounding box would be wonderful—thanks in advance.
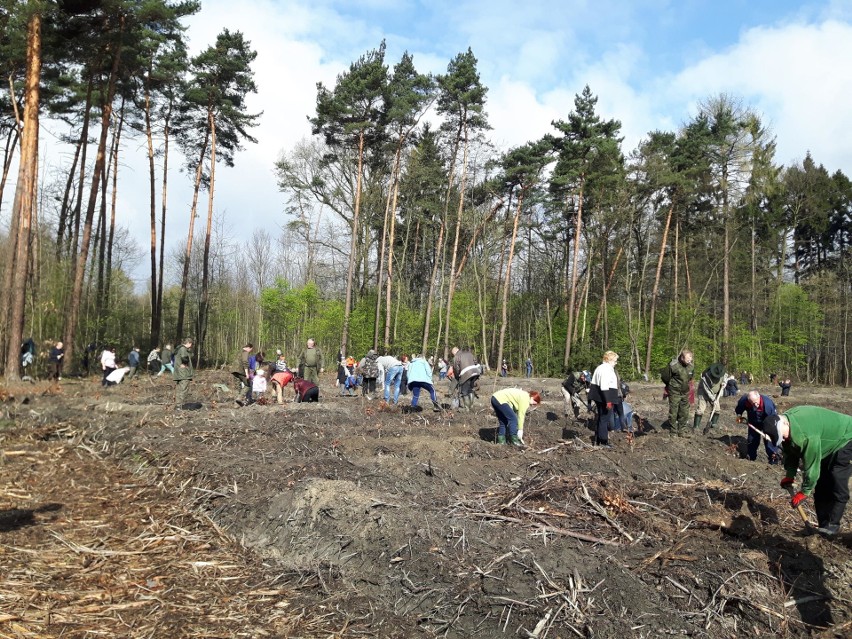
[614,401,633,432]
[491,396,518,438]
[384,365,403,403]
[408,381,437,406]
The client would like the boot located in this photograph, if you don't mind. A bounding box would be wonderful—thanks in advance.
[509,436,526,448]
[693,414,702,432]
[703,413,718,435]
[432,399,442,412]
[497,435,506,444]
[463,394,474,411]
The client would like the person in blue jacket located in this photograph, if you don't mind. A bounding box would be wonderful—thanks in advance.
[735,390,778,463]
[407,355,441,412]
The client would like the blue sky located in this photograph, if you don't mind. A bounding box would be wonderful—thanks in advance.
[17,0,852,289]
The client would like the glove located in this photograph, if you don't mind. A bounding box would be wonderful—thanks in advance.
[736,415,746,424]
[790,492,807,508]
[780,477,794,489]
[606,402,613,410]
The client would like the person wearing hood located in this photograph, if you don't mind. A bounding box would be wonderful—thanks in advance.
[359,349,380,399]
[762,408,852,536]
[694,362,727,434]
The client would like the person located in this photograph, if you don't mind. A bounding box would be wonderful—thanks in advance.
[105,365,131,386]
[100,346,117,387]
[561,369,588,420]
[437,357,448,380]
[231,343,254,402]
[694,363,727,434]
[340,356,358,396]
[293,377,319,403]
[452,346,481,412]
[127,346,141,381]
[21,337,36,379]
[525,357,533,378]
[399,355,409,396]
[172,337,194,408]
[762,408,852,536]
[251,369,268,402]
[336,354,351,389]
[779,378,792,397]
[613,381,634,433]
[740,370,748,386]
[147,347,161,374]
[661,349,694,436]
[500,359,508,377]
[158,344,173,376]
[298,338,324,384]
[359,350,380,399]
[588,350,623,448]
[270,369,294,405]
[769,372,777,384]
[490,389,540,447]
[49,341,64,381]
[735,390,778,463]
[723,376,739,397]
[378,353,404,404]
[407,354,441,412]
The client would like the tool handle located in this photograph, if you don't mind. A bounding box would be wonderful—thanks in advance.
[785,485,810,524]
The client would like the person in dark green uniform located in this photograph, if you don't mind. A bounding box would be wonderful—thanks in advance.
[172,337,194,409]
[762,407,852,536]
[661,349,694,436]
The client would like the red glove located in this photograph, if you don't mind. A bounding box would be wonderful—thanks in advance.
[790,492,807,508]
[606,402,613,410]
[780,477,794,489]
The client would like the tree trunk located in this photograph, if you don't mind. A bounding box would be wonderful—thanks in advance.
[156,107,172,348]
[197,112,217,366]
[70,76,94,266]
[0,126,21,225]
[175,127,210,343]
[383,151,404,351]
[340,130,365,355]
[4,12,41,379]
[104,100,124,327]
[593,244,622,333]
[55,132,81,260]
[563,183,585,367]
[442,121,470,359]
[144,77,159,348]
[643,203,674,379]
[496,190,525,375]
[63,23,123,369]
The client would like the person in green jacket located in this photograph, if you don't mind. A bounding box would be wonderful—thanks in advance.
[661,349,694,436]
[490,388,541,447]
[172,337,194,409]
[298,338,324,384]
[762,407,852,536]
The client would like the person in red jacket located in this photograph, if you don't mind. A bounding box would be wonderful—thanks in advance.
[293,377,319,403]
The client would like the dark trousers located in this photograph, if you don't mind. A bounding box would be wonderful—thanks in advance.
[408,381,437,406]
[491,396,518,438]
[102,367,115,386]
[362,377,377,395]
[814,440,852,528]
[747,425,777,463]
[594,401,619,444]
[298,386,319,403]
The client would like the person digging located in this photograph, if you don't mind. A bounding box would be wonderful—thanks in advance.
[761,408,852,537]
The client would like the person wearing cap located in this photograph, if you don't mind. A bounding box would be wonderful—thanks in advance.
[251,368,268,401]
[762,407,852,536]
[735,390,778,463]
[172,337,194,408]
[694,362,727,434]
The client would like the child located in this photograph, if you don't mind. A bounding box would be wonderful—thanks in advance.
[779,378,792,397]
[294,377,319,403]
[251,369,268,401]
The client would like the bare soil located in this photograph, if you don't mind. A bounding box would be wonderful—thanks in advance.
[2,373,852,638]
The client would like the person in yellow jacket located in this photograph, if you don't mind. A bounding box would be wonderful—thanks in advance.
[490,388,541,447]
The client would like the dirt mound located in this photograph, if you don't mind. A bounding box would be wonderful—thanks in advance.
[2,374,851,637]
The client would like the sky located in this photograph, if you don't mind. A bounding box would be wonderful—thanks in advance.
[23,0,852,289]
